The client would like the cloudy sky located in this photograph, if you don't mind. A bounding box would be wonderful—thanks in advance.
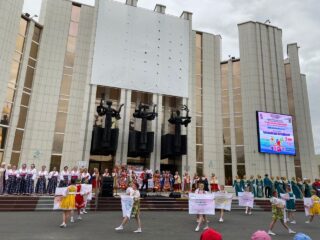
[23,0,320,154]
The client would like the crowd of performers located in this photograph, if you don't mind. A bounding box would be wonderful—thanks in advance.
[0,163,98,196]
[232,174,320,200]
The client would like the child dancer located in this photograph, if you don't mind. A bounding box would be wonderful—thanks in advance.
[115,182,142,233]
[268,190,295,236]
[217,185,227,223]
[305,190,320,223]
[59,179,77,228]
[75,180,85,220]
[285,186,296,224]
[244,186,253,215]
[210,174,219,193]
[194,183,209,231]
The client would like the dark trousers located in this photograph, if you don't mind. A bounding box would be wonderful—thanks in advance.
[141,181,148,190]
[265,186,271,198]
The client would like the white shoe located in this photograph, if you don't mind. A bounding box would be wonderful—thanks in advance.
[70,217,74,223]
[80,211,84,215]
[248,212,252,215]
[134,228,142,233]
[268,230,276,236]
[290,220,296,224]
[219,218,224,223]
[115,226,123,231]
[305,220,310,224]
[83,210,88,214]
[77,216,82,220]
[203,225,209,230]
[59,223,66,228]
[195,226,200,232]
[245,211,248,215]
[289,229,296,234]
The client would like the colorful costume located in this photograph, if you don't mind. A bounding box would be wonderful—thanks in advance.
[270,197,285,220]
[60,185,76,210]
[184,175,191,192]
[16,169,27,194]
[173,174,182,192]
[210,177,219,192]
[247,178,256,197]
[275,180,285,197]
[75,184,85,210]
[35,170,47,194]
[59,171,70,187]
[233,179,243,196]
[0,167,5,194]
[256,178,264,198]
[47,171,59,195]
[286,192,296,211]
[304,182,312,198]
[291,180,303,199]
[163,173,171,192]
[119,171,127,190]
[5,169,18,194]
[26,168,37,195]
[153,173,161,192]
[309,195,320,216]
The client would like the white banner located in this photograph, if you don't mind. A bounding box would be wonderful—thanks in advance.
[238,192,254,208]
[121,195,134,219]
[53,187,67,210]
[304,198,312,216]
[92,0,190,97]
[214,192,233,211]
[188,193,215,215]
[82,184,93,201]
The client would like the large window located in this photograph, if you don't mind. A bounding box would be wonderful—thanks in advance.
[50,4,81,167]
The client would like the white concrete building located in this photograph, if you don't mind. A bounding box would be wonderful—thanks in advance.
[0,0,316,185]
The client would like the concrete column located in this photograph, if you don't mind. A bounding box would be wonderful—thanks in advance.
[116,89,131,165]
[149,94,162,171]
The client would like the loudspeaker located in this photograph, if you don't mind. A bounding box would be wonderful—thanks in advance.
[101,177,113,197]
[169,192,181,198]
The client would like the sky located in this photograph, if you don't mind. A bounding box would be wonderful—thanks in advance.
[23,0,320,154]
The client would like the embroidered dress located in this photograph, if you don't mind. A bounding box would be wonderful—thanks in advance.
[173,175,182,191]
[71,171,80,182]
[5,170,18,194]
[60,185,76,210]
[286,192,296,211]
[16,169,27,194]
[291,181,303,199]
[309,195,320,216]
[184,175,191,192]
[47,171,59,195]
[59,171,70,187]
[35,171,47,194]
[210,177,219,192]
[233,179,243,196]
[163,173,171,191]
[270,197,285,220]
[0,167,5,194]
[256,179,264,198]
[81,172,91,184]
[75,184,85,210]
[153,173,161,192]
[26,169,37,194]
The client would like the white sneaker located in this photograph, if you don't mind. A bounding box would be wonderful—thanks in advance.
[83,210,88,214]
[290,220,296,224]
[77,216,82,220]
[219,218,224,223]
[268,230,276,236]
[245,211,248,215]
[195,226,200,232]
[248,212,252,215]
[289,229,296,234]
[305,220,310,224]
[203,225,209,230]
[59,223,66,228]
[80,211,84,215]
[70,217,74,223]
[133,228,142,233]
[115,226,123,231]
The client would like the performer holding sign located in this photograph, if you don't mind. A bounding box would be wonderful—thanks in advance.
[215,185,233,223]
[238,187,254,215]
[115,182,142,233]
[194,183,209,232]
[267,191,295,236]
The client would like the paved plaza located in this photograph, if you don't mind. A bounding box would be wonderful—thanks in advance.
[0,211,318,240]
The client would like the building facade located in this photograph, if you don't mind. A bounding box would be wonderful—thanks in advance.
[0,0,316,184]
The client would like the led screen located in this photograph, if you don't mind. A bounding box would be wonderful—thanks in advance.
[256,111,296,155]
